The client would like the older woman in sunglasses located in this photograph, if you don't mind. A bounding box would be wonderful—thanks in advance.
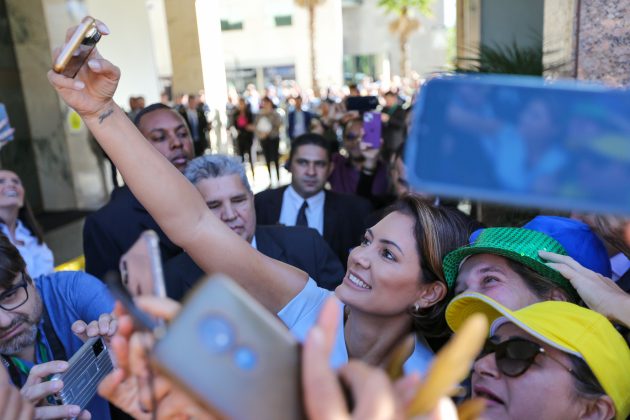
[446,293,630,420]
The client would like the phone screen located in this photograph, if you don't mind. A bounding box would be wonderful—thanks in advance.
[0,103,14,142]
[406,75,630,215]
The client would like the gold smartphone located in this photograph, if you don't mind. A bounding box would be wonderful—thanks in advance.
[152,274,304,420]
[52,16,101,78]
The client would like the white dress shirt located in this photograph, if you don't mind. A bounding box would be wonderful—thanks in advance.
[279,186,325,235]
[1,220,54,278]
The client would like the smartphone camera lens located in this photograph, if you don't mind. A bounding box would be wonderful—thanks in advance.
[233,346,257,371]
[198,316,234,353]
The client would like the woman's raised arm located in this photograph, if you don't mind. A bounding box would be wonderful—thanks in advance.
[47,22,307,312]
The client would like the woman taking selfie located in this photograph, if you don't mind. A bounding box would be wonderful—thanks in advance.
[0,170,53,278]
[47,20,478,371]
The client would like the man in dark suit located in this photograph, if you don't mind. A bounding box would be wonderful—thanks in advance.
[286,95,312,141]
[255,133,373,267]
[163,154,344,300]
[83,104,194,279]
[178,93,210,156]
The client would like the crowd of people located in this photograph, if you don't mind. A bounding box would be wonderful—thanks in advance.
[1,18,629,420]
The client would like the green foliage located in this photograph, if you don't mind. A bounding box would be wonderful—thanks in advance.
[456,41,564,76]
[377,0,433,17]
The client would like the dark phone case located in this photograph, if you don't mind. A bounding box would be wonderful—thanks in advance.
[152,274,304,420]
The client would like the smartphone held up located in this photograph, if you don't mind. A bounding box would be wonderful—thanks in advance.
[52,16,101,78]
[405,75,630,215]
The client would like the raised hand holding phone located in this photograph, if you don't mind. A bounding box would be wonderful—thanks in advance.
[47,18,119,120]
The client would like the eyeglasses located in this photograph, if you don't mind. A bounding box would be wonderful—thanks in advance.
[0,273,29,311]
[479,337,573,377]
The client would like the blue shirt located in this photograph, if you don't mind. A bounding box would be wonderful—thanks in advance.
[278,279,434,373]
[5,271,114,419]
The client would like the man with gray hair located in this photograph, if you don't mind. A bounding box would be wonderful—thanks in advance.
[163,154,344,299]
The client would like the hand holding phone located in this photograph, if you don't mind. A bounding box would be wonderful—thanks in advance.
[49,337,113,417]
[53,16,102,78]
[152,274,303,420]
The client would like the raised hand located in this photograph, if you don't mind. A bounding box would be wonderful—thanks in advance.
[47,20,119,120]
[540,250,630,326]
[20,360,91,419]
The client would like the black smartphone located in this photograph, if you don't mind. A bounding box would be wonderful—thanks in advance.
[152,274,303,420]
[406,74,630,215]
[346,95,379,112]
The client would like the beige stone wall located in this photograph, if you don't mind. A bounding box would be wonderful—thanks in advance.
[164,0,204,95]
[543,0,578,78]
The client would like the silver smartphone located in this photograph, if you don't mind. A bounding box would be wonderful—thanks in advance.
[152,274,303,420]
[50,336,114,416]
[119,230,166,298]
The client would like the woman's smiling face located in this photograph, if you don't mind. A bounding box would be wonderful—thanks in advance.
[335,211,427,316]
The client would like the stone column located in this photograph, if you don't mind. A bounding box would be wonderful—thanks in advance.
[164,0,204,96]
[1,0,78,210]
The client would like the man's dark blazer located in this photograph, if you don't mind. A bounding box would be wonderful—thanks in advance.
[178,106,209,154]
[83,186,182,280]
[163,225,345,301]
[254,186,373,267]
[287,109,313,140]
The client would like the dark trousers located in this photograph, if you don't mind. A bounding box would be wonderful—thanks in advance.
[261,136,280,180]
[194,135,209,157]
[237,132,255,177]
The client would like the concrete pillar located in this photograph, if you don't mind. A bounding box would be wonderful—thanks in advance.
[2,0,78,211]
[85,0,162,106]
[164,0,204,96]
[195,0,228,152]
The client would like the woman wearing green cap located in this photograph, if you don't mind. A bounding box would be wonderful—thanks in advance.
[446,293,630,420]
[445,216,613,310]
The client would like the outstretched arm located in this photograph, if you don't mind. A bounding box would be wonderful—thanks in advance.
[47,21,306,312]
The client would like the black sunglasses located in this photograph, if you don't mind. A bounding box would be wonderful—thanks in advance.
[479,337,573,377]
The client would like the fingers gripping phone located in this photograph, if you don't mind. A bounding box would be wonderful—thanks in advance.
[152,274,304,420]
[52,16,101,78]
[119,230,167,298]
[49,337,114,417]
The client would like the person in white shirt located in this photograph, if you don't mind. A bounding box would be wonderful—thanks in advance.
[0,170,53,278]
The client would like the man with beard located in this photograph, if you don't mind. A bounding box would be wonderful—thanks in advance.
[83,103,195,279]
[0,234,114,418]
